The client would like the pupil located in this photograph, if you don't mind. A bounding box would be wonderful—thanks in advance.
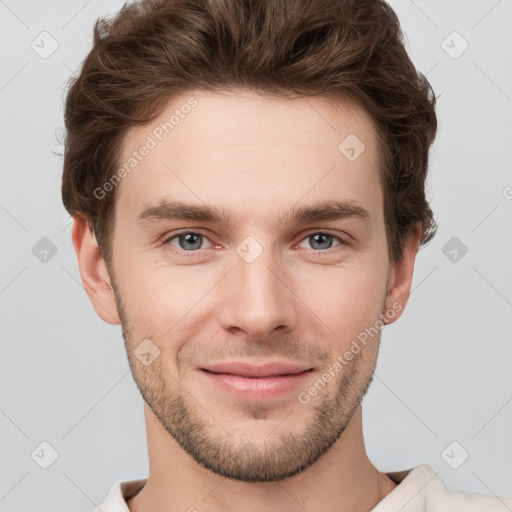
[311,233,332,250]
[181,233,201,250]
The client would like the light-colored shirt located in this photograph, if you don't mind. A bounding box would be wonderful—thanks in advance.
[91,464,512,511]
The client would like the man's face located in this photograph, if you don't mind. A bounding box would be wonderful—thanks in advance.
[105,89,398,482]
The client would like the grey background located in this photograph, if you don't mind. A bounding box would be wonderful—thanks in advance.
[1,0,511,510]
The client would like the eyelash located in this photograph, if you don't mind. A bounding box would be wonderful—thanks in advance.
[162,230,349,257]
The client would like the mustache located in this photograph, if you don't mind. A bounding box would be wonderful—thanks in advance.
[179,338,333,370]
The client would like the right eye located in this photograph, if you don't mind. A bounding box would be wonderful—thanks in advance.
[164,231,214,252]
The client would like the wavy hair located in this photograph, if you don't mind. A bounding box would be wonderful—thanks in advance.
[61,0,438,265]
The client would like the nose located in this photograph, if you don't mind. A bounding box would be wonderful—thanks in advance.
[218,244,297,340]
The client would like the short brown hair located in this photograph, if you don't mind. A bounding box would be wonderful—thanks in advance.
[61,0,438,266]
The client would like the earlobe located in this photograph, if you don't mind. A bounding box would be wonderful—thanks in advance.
[383,227,421,326]
[71,216,121,325]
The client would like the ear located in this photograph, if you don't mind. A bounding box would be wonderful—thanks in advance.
[383,225,422,326]
[71,216,121,325]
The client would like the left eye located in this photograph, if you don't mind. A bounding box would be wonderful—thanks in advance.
[164,231,344,253]
[297,232,344,251]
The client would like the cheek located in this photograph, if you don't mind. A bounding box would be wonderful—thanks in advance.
[116,261,210,341]
[293,263,386,344]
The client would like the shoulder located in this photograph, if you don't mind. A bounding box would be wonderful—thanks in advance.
[373,464,512,512]
[90,478,147,512]
[426,468,512,511]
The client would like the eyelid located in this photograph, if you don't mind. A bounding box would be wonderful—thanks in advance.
[299,229,350,242]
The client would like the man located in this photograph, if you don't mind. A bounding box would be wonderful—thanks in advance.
[61,0,512,510]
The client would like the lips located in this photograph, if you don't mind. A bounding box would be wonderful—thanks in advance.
[201,361,312,378]
[199,362,314,401]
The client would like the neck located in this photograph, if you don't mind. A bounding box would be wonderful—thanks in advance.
[127,403,397,512]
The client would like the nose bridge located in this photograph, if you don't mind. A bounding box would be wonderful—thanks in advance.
[219,236,297,338]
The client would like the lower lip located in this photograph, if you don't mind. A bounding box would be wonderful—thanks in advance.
[200,369,313,401]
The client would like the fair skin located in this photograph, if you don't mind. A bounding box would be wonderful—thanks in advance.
[72,89,420,512]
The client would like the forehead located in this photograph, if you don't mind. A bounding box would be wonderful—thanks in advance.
[115,88,382,227]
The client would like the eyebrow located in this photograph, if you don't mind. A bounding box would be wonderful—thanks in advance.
[135,198,372,228]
